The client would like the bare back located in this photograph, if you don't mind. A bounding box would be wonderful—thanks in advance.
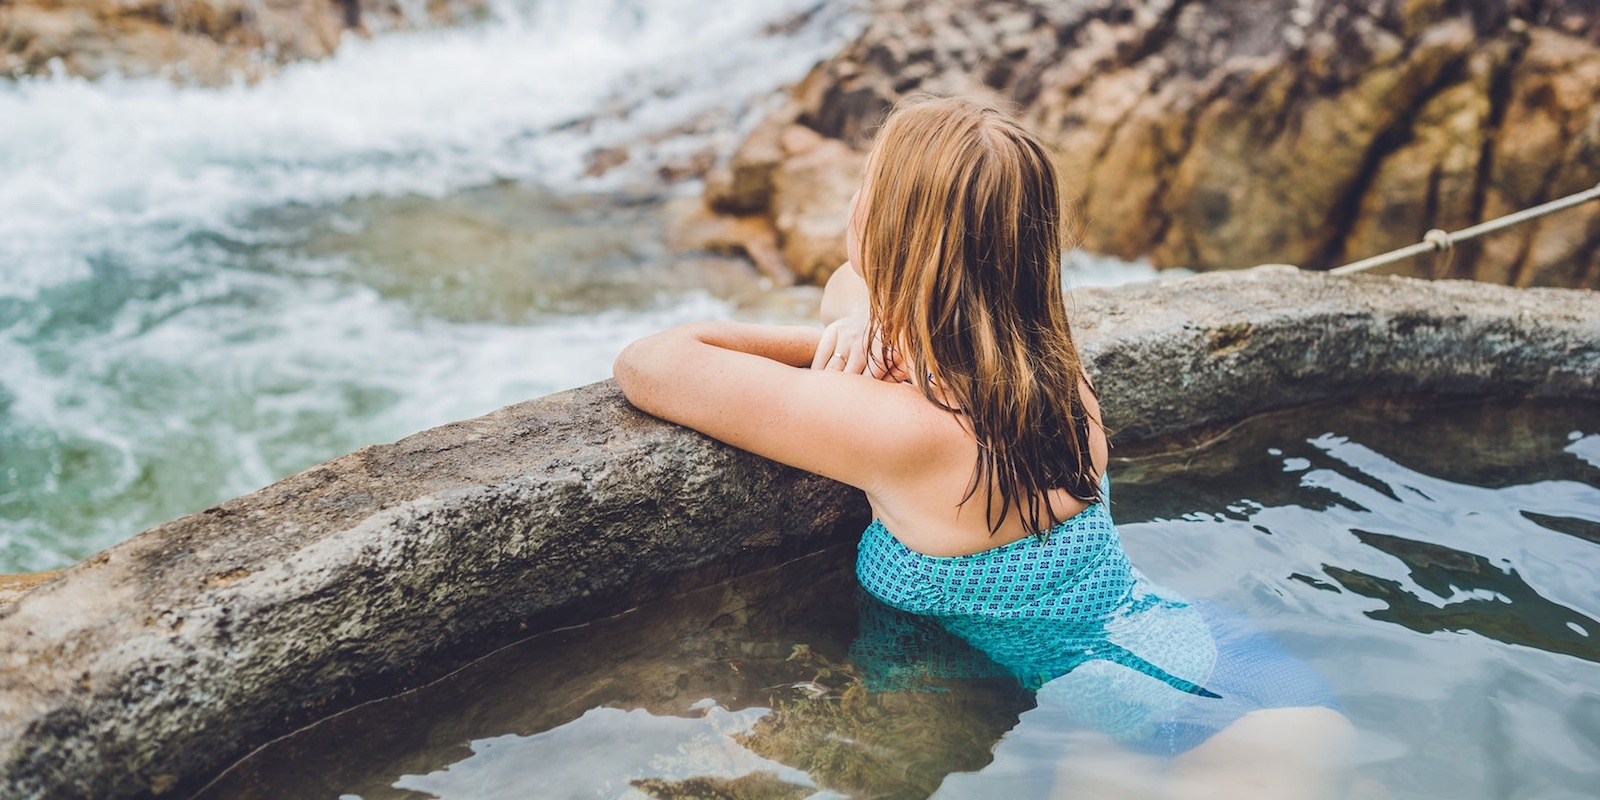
[858,377,1110,558]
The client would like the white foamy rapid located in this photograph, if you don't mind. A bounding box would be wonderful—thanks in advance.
[0,0,856,299]
[1064,251,1192,288]
[0,0,861,572]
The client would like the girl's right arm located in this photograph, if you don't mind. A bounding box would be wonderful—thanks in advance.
[820,261,870,324]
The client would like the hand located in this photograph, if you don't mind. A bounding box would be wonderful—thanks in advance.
[811,315,909,382]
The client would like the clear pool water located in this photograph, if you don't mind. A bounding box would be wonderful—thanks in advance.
[199,396,1600,799]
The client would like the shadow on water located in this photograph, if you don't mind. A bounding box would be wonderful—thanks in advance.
[1324,528,1600,664]
[199,396,1600,800]
[1520,509,1600,546]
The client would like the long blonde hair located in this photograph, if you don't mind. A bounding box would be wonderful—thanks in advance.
[858,96,1100,535]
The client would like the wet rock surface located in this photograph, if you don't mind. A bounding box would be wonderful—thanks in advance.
[699,0,1600,288]
[0,268,1597,798]
[0,0,488,84]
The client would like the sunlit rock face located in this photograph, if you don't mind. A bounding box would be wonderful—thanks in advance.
[0,0,489,84]
[703,0,1600,288]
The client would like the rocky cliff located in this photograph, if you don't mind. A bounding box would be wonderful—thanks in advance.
[0,0,486,83]
[697,0,1600,288]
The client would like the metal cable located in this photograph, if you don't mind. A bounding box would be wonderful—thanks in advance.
[1329,181,1600,275]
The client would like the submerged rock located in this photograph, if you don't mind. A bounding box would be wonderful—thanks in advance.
[0,0,488,84]
[737,669,1031,799]
[700,0,1600,288]
[632,772,815,800]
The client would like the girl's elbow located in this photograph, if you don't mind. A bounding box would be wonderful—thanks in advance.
[613,338,657,405]
[613,328,697,412]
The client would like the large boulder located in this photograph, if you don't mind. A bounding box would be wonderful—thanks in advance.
[704,0,1600,288]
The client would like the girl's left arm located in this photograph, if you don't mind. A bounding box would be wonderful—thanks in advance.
[613,321,920,491]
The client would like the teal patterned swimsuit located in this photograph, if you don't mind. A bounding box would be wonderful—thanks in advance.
[852,476,1338,755]
[856,480,1133,621]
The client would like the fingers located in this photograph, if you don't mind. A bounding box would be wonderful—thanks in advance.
[811,325,840,371]
[843,321,881,375]
[843,339,869,374]
[814,318,860,373]
[868,352,888,380]
[811,316,885,376]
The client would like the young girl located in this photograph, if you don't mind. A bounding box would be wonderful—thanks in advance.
[615,96,1354,799]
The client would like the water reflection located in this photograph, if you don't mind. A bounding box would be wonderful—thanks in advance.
[1326,529,1600,664]
[390,706,821,800]
[200,547,1033,800]
[1291,429,1600,664]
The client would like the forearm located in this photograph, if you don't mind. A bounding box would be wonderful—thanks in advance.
[614,321,822,424]
[820,262,870,323]
[683,321,822,367]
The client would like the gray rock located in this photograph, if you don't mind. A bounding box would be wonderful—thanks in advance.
[1070,266,1600,441]
[0,267,1596,798]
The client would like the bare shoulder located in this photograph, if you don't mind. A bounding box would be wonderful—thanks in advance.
[843,378,973,480]
[856,375,1113,556]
